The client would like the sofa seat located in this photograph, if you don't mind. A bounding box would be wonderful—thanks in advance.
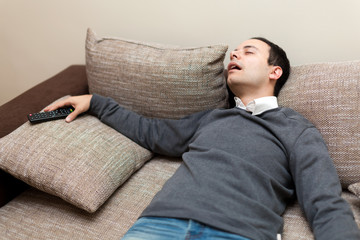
[1,154,359,240]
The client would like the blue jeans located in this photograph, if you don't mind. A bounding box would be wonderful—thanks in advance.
[122,217,251,240]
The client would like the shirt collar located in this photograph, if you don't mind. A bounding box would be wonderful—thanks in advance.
[234,96,278,115]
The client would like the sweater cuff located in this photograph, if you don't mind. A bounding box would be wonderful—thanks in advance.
[88,93,105,117]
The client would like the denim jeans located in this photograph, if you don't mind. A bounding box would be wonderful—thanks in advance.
[121,217,251,240]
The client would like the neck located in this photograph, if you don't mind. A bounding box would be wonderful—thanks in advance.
[238,96,258,106]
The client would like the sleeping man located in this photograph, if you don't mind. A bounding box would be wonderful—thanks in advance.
[45,37,360,240]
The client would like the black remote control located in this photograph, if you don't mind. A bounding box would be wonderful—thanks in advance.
[28,107,75,124]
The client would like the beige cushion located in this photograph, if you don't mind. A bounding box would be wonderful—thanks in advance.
[0,156,181,239]
[348,182,360,198]
[282,200,313,240]
[0,97,153,213]
[85,28,229,119]
[278,60,360,187]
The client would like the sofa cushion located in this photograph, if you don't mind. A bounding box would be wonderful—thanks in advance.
[0,156,181,239]
[0,97,153,213]
[85,28,229,119]
[348,182,360,198]
[278,60,360,187]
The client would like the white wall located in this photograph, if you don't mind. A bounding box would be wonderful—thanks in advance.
[1,0,360,106]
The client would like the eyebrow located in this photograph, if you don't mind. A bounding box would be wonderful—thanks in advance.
[234,45,259,51]
[244,45,258,50]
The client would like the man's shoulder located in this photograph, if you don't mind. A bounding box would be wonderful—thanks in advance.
[268,107,321,148]
[276,107,315,128]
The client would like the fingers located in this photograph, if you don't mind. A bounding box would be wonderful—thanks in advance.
[64,95,92,122]
[65,108,82,123]
[44,98,72,112]
[43,95,93,123]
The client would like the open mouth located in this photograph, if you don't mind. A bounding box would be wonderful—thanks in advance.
[227,61,242,72]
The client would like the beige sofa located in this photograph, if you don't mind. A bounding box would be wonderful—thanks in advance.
[0,29,359,239]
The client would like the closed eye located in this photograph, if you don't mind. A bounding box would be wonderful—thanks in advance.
[243,45,258,55]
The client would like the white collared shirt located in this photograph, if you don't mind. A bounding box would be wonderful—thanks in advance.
[234,96,278,115]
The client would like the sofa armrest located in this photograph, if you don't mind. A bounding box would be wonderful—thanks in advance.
[0,65,88,207]
[0,65,88,138]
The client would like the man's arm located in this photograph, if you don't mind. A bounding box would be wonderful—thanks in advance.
[46,94,211,157]
[88,94,212,156]
[289,127,360,239]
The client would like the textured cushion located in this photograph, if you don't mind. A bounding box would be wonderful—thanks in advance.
[0,97,153,213]
[0,156,181,239]
[349,182,360,198]
[282,200,313,240]
[278,60,360,187]
[85,28,228,119]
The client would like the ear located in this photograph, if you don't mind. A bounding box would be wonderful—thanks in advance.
[269,66,283,81]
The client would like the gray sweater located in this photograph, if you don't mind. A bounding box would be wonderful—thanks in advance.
[89,94,360,240]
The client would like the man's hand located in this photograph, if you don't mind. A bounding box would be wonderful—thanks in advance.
[44,95,93,123]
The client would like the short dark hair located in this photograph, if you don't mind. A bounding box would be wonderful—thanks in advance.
[251,37,290,97]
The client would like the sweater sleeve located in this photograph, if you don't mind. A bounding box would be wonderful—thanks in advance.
[289,127,360,239]
[88,94,211,157]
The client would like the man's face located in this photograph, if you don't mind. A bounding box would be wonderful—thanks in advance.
[227,39,273,95]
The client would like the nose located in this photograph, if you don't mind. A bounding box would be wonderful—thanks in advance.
[230,50,239,60]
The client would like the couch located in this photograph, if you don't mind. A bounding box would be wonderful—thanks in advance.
[1,29,360,239]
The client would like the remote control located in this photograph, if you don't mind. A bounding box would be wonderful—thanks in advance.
[28,107,75,124]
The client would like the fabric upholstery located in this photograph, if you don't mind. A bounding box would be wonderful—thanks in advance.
[278,60,360,187]
[0,65,88,139]
[86,28,229,119]
[0,156,181,239]
[349,182,360,198]
[0,97,153,213]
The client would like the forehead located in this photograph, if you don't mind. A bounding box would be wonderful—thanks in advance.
[236,39,270,54]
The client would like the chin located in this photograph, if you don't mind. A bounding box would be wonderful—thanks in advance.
[227,76,241,88]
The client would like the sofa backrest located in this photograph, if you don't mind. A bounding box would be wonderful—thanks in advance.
[278,60,360,188]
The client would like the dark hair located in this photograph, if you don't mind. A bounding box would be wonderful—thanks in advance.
[251,37,290,97]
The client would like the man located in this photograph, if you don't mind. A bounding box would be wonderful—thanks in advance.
[45,38,360,239]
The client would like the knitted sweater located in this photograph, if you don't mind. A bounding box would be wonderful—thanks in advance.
[89,94,360,240]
